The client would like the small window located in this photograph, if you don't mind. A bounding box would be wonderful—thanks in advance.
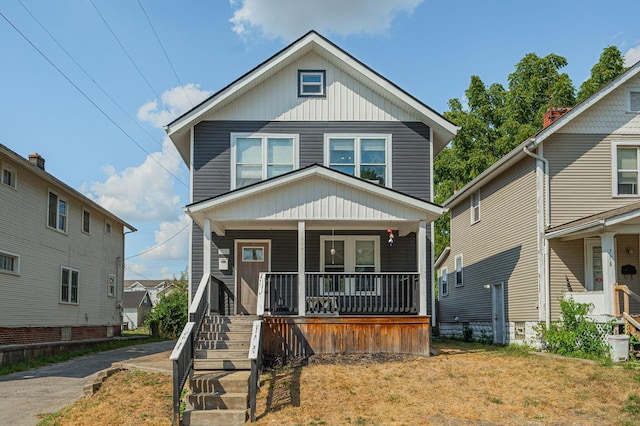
[105,220,112,235]
[242,247,264,262]
[298,70,326,97]
[0,250,19,275]
[48,190,68,233]
[454,254,463,287]
[470,190,481,224]
[61,266,79,304]
[613,142,640,196]
[1,163,16,189]
[82,208,91,234]
[440,267,448,297]
[627,89,640,112]
[107,274,116,297]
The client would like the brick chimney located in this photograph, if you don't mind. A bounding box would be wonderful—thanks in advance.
[543,107,571,128]
[28,152,45,170]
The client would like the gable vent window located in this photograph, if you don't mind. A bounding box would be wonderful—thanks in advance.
[629,89,640,113]
[298,70,326,97]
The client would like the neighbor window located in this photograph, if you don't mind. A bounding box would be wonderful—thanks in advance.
[107,274,116,297]
[454,254,463,287]
[82,208,91,234]
[298,70,326,97]
[440,267,448,297]
[231,133,298,189]
[613,143,640,196]
[0,250,19,275]
[470,190,481,224]
[105,220,112,235]
[627,89,640,112]
[325,135,391,186]
[48,190,67,233]
[61,266,79,304]
[320,235,380,295]
[1,163,16,189]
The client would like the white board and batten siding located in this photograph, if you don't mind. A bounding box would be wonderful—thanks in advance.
[440,157,539,323]
[209,51,420,123]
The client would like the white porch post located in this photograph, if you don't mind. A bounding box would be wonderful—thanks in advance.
[601,232,617,316]
[203,219,212,314]
[297,221,306,316]
[418,220,427,316]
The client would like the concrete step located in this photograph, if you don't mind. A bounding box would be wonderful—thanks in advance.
[198,331,252,341]
[187,391,248,410]
[196,349,248,360]
[190,371,250,394]
[194,358,252,370]
[182,408,247,426]
[195,340,250,350]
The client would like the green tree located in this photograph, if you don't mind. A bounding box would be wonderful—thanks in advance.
[145,270,188,339]
[577,46,625,102]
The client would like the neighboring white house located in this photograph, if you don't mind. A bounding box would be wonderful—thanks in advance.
[123,290,153,330]
[0,145,136,345]
[124,280,172,306]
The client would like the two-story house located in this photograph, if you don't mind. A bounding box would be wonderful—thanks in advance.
[435,61,640,345]
[0,144,135,346]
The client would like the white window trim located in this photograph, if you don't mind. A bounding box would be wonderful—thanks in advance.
[611,140,640,197]
[105,219,112,236]
[323,134,393,187]
[230,133,299,190]
[47,189,68,234]
[470,189,481,224]
[298,70,326,97]
[0,249,20,275]
[60,266,79,304]
[1,162,17,190]
[454,253,463,287]
[108,273,116,297]
[626,87,640,113]
[319,235,380,296]
[440,267,448,297]
[82,207,91,235]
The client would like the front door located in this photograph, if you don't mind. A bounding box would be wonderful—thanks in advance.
[236,241,270,314]
[492,282,505,344]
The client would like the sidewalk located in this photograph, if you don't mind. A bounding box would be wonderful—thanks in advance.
[0,340,175,426]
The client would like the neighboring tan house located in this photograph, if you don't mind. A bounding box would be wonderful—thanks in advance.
[123,290,152,330]
[435,61,640,345]
[0,144,136,345]
[124,279,171,306]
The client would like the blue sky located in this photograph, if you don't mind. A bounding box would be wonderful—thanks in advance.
[1,0,639,281]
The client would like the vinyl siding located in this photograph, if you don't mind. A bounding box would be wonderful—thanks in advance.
[193,121,431,202]
[440,157,538,322]
[549,239,584,319]
[0,154,124,328]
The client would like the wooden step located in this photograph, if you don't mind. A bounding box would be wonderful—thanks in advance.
[182,408,247,426]
[194,358,252,370]
[199,323,253,332]
[195,340,250,350]
[190,371,250,394]
[196,349,248,360]
[198,331,252,341]
[204,315,258,325]
[187,391,248,410]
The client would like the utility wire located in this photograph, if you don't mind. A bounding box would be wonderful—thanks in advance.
[89,0,162,101]
[137,0,193,107]
[125,223,189,260]
[16,0,163,149]
[123,263,176,284]
[0,10,188,188]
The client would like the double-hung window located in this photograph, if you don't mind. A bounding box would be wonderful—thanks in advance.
[298,70,326,97]
[320,235,380,295]
[454,254,463,287]
[325,135,391,186]
[613,142,640,196]
[61,266,79,304]
[0,250,19,275]
[82,208,91,234]
[440,267,448,297]
[2,163,16,189]
[470,190,481,224]
[48,190,67,233]
[231,133,298,189]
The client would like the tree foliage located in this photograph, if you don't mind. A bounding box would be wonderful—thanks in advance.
[577,46,625,102]
[145,270,188,339]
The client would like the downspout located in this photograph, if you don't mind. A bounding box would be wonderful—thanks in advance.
[523,144,551,328]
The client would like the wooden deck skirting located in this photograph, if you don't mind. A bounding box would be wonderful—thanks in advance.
[263,316,431,357]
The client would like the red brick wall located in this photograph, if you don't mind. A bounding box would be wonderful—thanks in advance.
[0,325,122,345]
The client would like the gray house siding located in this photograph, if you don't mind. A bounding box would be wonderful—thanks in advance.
[192,121,432,203]
[440,157,538,323]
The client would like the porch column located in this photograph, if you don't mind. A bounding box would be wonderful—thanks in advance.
[298,221,306,316]
[203,219,212,314]
[418,220,427,316]
[601,232,617,316]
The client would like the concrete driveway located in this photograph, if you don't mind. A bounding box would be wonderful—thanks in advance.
[0,340,175,426]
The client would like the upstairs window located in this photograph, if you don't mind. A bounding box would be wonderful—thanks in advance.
[325,135,391,186]
[48,190,67,233]
[613,142,640,196]
[454,254,463,287]
[1,163,16,189]
[627,88,640,112]
[470,190,481,224]
[82,208,91,234]
[105,220,112,236]
[231,133,298,189]
[298,70,326,97]
[0,250,19,275]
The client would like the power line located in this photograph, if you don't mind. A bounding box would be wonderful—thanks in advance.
[89,0,162,101]
[123,263,177,284]
[137,0,193,107]
[126,223,189,260]
[0,10,189,188]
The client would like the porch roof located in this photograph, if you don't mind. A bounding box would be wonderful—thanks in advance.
[184,164,443,235]
[545,201,640,240]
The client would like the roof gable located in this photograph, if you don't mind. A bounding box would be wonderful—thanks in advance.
[166,31,457,167]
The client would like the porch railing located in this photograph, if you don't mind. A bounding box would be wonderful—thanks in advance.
[615,284,640,334]
[264,272,419,315]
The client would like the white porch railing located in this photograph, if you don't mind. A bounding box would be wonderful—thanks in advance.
[564,291,606,315]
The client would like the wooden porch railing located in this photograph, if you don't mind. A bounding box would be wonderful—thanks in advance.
[264,272,419,315]
[615,284,640,335]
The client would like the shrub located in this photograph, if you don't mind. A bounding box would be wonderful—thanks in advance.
[145,273,188,339]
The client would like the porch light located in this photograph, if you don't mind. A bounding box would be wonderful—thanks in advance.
[387,228,394,246]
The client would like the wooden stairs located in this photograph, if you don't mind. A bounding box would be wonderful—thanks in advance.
[182,315,256,426]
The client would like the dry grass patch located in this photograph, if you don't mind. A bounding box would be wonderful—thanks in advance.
[254,343,640,425]
[37,370,172,426]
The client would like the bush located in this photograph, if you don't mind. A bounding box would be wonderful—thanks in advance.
[536,298,612,359]
[145,286,188,339]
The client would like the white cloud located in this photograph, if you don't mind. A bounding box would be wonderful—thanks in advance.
[141,214,191,261]
[138,83,211,128]
[229,0,424,41]
[624,43,640,67]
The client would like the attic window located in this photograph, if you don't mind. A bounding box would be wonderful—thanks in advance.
[628,89,640,112]
[298,70,325,97]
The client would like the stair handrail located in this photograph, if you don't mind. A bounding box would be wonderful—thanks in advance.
[169,274,211,426]
[614,284,640,317]
[256,272,266,316]
[248,273,267,422]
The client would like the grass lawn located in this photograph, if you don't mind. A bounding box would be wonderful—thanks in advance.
[37,341,640,426]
